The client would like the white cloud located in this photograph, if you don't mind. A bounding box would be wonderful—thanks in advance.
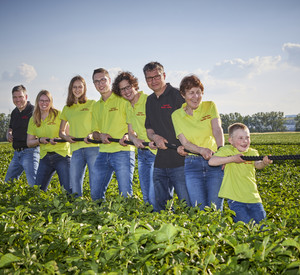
[166,70,190,88]
[157,44,300,115]
[282,43,300,67]
[50,75,59,81]
[2,63,37,83]
[210,56,281,79]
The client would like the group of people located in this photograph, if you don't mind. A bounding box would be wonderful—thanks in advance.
[4,61,272,224]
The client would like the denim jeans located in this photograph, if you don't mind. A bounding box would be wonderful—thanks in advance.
[227,199,266,224]
[138,149,156,209]
[36,152,71,193]
[185,155,224,210]
[5,147,40,187]
[91,151,135,201]
[70,147,99,197]
[153,166,191,211]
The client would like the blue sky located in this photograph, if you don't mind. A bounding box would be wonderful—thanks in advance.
[1,0,299,116]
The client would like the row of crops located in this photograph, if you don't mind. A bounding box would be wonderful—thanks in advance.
[0,132,299,274]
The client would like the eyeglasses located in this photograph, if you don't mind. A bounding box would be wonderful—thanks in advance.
[93,77,108,85]
[39,99,50,103]
[145,74,162,83]
[120,85,132,93]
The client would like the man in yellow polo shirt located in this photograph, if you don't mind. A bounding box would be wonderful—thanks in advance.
[91,68,135,201]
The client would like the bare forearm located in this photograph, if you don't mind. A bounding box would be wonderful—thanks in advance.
[182,141,202,155]
[209,155,237,166]
[59,120,69,140]
[212,119,224,148]
[128,127,138,143]
[146,129,156,141]
[213,128,224,148]
[6,128,13,142]
[59,131,68,140]
[27,136,40,147]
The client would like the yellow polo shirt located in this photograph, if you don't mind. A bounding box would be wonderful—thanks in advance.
[60,100,99,153]
[27,111,70,159]
[171,101,220,152]
[126,92,156,155]
[92,93,135,153]
[214,145,262,203]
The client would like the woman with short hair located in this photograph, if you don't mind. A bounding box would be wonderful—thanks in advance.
[171,75,224,210]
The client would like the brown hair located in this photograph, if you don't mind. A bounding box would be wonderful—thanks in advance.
[33,90,58,127]
[92,68,110,81]
[179,75,204,96]
[112,71,139,96]
[12,85,27,95]
[228,123,249,137]
[66,75,87,106]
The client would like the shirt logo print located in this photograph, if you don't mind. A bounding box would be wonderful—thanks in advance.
[201,115,211,121]
[21,115,29,119]
[161,104,172,109]
[109,107,118,112]
[136,112,145,116]
[80,108,89,111]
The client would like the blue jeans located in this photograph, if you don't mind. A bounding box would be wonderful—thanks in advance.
[36,153,71,193]
[138,149,156,209]
[185,155,224,210]
[227,199,266,224]
[5,147,40,187]
[153,166,191,211]
[70,147,99,197]
[91,151,135,201]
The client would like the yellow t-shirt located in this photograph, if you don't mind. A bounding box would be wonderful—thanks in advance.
[171,101,220,152]
[27,111,70,159]
[92,93,135,153]
[60,100,99,153]
[214,145,262,203]
[126,92,156,155]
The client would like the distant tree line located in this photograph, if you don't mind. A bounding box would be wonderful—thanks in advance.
[0,113,10,141]
[296,114,300,131]
[0,112,299,142]
[220,112,300,133]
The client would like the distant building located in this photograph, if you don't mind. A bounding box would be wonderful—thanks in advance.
[284,115,296,131]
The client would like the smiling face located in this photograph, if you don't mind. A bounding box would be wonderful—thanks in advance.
[119,79,137,102]
[229,128,251,152]
[145,69,166,95]
[12,91,28,111]
[38,94,51,112]
[72,79,85,101]
[183,87,203,111]
[93,72,111,99]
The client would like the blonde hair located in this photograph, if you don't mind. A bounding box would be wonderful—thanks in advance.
[228,123,249,137]
[33,90,58,127]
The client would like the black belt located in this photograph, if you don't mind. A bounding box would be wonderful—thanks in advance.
[15,147,28,152]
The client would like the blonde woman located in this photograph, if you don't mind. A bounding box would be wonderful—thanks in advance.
[27,90,71,192]
[59,75,99,198]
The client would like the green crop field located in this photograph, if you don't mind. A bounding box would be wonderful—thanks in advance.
[0,132,299,274]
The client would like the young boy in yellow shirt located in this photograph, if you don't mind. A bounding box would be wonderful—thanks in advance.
[209,123,272,224]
